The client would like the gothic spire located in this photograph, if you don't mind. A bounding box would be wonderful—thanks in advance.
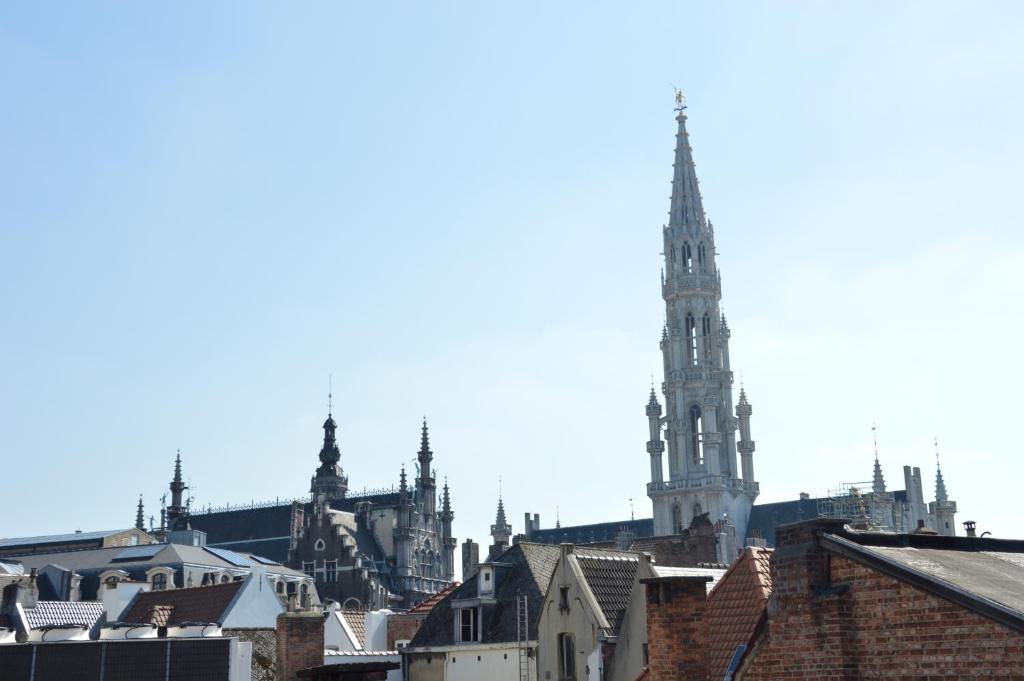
[871,424,886,494]
[495,496,508,527]
[440,478,453,519]
[418,417,433,479]
[490,486,512,548]
[669,89,707,233]
[170,449,185,509]
[934,437,948,503]
[399,464,408,497]
[135,495,145,531]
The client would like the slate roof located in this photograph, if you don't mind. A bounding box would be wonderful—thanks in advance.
[11,544,305,602]
[409,542,562,648]
[704,547,773,681]
[188,493,402,564]
[22,601,106,630]
[119,581,244,626]
[0,530,123,550]
[573,549,640,636]
[339,610,367,648]
[0,560,24,575]
[529,518,654,545]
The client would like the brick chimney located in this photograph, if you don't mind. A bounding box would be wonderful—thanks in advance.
[770,518,847,600]
[276,611,324,681]
[641,574,711,681]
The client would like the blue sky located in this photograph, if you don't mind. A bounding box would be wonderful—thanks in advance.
[2,3,1022,559]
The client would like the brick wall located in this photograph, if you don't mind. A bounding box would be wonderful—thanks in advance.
[739,521,1024,680]
[644,576,709,681]
[386,614,422,650]
[276,612,324,681]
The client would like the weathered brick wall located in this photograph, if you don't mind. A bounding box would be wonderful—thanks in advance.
[386,614,421,650]
[740,522,1024,680]
[645,577,708,681]
[224,628,276,681]
[276,612,324,681]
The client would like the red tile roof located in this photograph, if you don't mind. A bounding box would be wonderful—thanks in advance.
[119,581,243,626]
[408,582,460,616]
[339,610,366,648]
[704,547,773,680]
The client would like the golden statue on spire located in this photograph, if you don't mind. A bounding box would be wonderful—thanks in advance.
[674,88,686,111]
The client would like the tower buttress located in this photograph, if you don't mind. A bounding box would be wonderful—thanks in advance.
[416,419,436,518]
[167,450,190,531]
[439,479,456,582]
[736,385,756,485]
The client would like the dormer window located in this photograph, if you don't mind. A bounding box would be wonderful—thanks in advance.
[478,566,495,596]
[314,538,326,552]
[457,607,479,643]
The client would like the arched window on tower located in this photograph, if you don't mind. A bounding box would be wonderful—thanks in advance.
[698,243,706,272]
[672,504,683,535]
[683,243,693,273]
[685,314,697,366]
[690,405,705,466]
[670,245,676,265]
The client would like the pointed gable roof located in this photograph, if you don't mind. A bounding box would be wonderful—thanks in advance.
[119,581,244,626]
[704,547,773,680]
[573,548,641,636]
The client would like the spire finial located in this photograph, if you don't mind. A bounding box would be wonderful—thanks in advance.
[674,87,686,112]
[328,374,333,416]
[629,497,634,521]
[935,436,941,468]
[872,423,879,462]
[934,436,949,503]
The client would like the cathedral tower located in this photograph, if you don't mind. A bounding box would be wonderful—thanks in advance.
[647,93,759,547]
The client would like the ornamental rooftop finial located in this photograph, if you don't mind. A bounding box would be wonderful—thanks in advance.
[935,437,948,503]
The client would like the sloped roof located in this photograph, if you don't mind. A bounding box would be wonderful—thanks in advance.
[22,601,105,630]
[409,542,561,648]
[339,610,366,648]
[408,582,460,616]
[704,547,773,680]
[821,530,1024,631]
[573,549,640,636]
[0,530,124,549]
[648,565,727,592]
[529,518,654,545]
[119,581,243,626]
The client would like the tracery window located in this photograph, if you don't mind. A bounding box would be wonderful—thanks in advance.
[690,405,704,466]
[683,243,693,273]
[685,314,697,366]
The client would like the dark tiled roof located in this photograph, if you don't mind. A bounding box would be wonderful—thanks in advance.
[0,530,123,549]
[119,581,244,626]
[529,518,654,545]
[339,610,366,648]
[22,601,105,630]
[208,538,290,562]
[574,550,640,636]
[409,542,561,647]
[704,547,773,681]
[189,505,295,545]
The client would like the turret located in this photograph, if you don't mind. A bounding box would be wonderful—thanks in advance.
[167,450,190,531]
[416,419,437,517]
[440,479,457,582]
[646,387,665,484]
[135,495,145,531]
[929,438,958,536]
[394,465,416,578]
[736,385,755,485]
[489,495,512,559]
[310,406,348,501]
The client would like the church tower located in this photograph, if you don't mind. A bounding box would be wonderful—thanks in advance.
[647,93,759,548]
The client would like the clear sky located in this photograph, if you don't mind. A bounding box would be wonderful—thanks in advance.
[2,3,1022,562]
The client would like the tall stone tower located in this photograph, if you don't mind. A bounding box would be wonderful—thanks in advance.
[310,409,348,502]
[647,94,759,549]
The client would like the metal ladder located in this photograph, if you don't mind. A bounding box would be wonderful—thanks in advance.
[517,593,530,681]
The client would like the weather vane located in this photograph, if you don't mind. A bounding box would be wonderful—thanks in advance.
[674,88,686,112]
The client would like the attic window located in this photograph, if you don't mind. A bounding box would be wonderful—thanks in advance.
[152,573,167,591]
[559,586,570,612]
[457,607,478,643]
